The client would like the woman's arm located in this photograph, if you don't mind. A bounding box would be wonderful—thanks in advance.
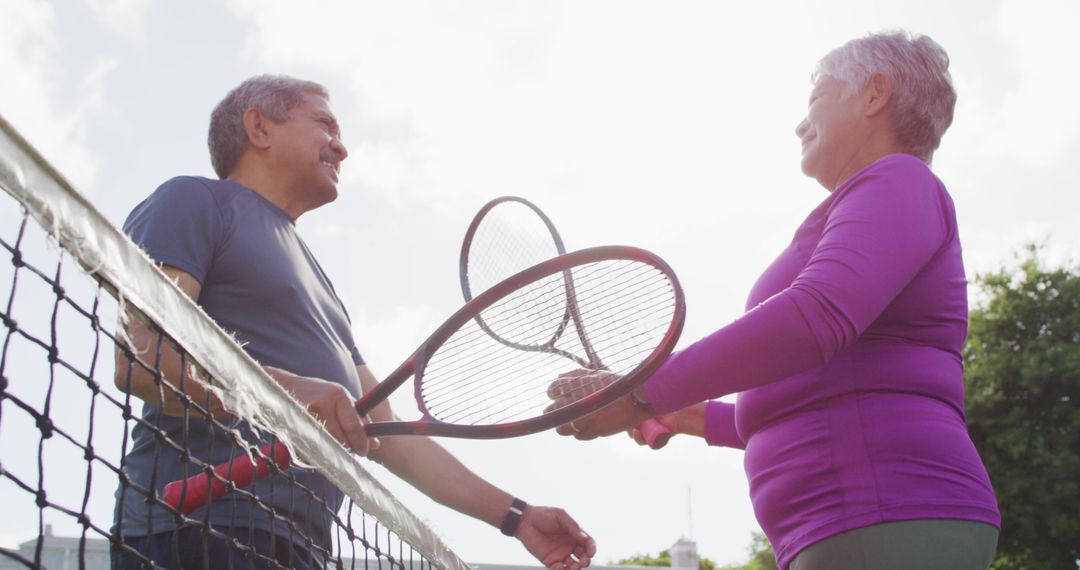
[629,401,745,450]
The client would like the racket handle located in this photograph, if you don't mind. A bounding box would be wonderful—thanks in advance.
[639,419,673,449]
[161,441,292,515]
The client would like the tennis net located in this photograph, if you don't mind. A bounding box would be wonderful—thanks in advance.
[0,113,469,570]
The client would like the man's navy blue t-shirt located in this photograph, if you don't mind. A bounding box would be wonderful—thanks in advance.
[115,176,364,547]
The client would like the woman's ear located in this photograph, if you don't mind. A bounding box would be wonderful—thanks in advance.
[864,73,892,118]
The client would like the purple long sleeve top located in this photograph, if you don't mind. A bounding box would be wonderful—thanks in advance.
[642,154,1000,568]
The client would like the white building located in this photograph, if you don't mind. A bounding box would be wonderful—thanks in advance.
[0,526,110,570]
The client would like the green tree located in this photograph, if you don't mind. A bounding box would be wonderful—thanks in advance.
[717,533,778,570]
[614,548,718,570]
[615,549,673,567]
[613,533,775,570]
[964,246,1080,569]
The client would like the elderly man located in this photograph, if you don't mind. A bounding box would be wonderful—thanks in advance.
[113,74,595,570]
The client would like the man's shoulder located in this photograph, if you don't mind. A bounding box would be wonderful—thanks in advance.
[154,175,246,202]
[126,176,238,234]
[133,176,257,222]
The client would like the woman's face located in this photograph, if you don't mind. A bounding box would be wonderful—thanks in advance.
[795,75,864,190]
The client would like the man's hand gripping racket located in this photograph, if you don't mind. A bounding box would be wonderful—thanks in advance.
[459,196,676,448]
[163,245,684,515]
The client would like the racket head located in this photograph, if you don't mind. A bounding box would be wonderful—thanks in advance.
[380,246,685,438]
[459,195,580,357]
[460,196,567,301]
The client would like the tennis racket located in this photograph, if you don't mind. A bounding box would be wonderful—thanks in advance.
[163,245,685,515]
[460,196,676,448]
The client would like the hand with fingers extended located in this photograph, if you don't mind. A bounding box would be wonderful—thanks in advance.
[546,369,653,440]
[516,505,597,570]
[264,366,379,456]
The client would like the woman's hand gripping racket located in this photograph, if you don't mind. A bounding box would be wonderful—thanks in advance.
[460,196,676,449]
[163,246,685,515]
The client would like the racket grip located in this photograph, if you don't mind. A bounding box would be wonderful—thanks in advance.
[161,441,292,516]
[639,419,673,449]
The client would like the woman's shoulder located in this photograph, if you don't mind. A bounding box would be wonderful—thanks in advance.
[873,152,935,174]
[828,153,957,236]
[852,153,940,189]
[833,153,948,206]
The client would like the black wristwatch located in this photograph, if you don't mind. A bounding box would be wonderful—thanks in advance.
[500,498,527,537]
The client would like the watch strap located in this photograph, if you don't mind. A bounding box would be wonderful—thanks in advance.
[499,497,527,537]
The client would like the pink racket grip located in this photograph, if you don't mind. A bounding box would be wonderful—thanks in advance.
[162,441,292,515]
[639,419,673,449]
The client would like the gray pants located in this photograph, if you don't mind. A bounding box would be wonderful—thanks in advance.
[788,519,999,570]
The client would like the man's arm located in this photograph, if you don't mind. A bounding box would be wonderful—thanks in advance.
[358,364,595,569]
[113,264,374,455]
[113,264,228,418]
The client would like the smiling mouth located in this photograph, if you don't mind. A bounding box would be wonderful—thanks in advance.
[321,160,339,178]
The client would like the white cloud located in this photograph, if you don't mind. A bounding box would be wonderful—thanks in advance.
[350,303,440,378]
[85,0,149,42]
[955,0,1080,167]
[223,0,824,252]
[0,0,103,190]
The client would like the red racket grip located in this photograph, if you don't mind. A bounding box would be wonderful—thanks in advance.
[639,418,673,449]
[161,441,292,515]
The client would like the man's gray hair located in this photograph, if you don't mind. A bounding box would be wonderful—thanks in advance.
[208,74,329,178]
[814,31,956,164]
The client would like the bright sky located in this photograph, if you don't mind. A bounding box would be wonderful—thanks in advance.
[1,0,1078,566]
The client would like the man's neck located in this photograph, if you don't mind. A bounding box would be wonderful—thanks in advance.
[227,165,306,220]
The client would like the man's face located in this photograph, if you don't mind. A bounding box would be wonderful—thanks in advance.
[271,92,348,208]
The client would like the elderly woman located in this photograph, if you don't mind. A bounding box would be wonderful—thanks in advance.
[550,31,1000,569]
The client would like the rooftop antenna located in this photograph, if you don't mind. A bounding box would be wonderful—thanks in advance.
[687,485,694,538]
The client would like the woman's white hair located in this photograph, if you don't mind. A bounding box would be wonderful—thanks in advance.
[814,31,956,164]
[208,74,329,179]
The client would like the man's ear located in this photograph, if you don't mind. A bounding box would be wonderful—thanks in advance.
[864,73,892,118]
[242,107,273,150]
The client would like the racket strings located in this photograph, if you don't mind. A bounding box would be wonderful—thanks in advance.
[443,304,673,426]
[433,261,669,376]
[418,279,589,404]
[426,350,566,422]
[421,259,677,426]
[419,276,579,381]
[430,309,671,426]
[431,260,662,367]
[470,260,655,349]
[467,215,561,296]
[470,238,557,286]
[420,330,575,404]
[433,264,587,366]
[420,261,661,401]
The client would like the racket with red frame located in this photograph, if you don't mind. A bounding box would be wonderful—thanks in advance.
[163,245,685,515]
[460,196,676,448]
